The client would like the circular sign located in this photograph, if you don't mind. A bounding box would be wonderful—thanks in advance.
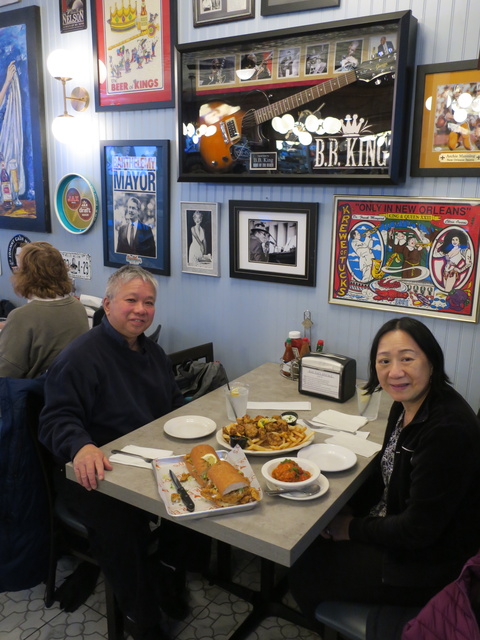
[7,234,30,271]
[55,173,98,234]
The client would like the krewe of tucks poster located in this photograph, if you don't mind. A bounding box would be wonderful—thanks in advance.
[329,196,480,322]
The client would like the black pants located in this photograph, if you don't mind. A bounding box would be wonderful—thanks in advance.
[289,537,438,621]
[56,474,210,628]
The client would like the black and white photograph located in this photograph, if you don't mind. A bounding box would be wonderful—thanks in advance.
[277,47,300,78]
[334,38,364,72]
[230,200,318,286]
[305,43,329,75]
[193,0,255,27]
[181,202,219,276]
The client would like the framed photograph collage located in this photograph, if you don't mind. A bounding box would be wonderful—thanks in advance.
[177,11,417,185]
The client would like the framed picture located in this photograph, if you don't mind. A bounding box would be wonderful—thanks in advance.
[261,0,339,17]
[0,6,50,232]
[229,200,318,286]
[328,195,480,323]
[181,201,220,276]
[193,0,255,27]
[101,140,170,276]
[90,0,175,111]
[411,60,480,177]
[60,0,87,33]
[177,10,417,184]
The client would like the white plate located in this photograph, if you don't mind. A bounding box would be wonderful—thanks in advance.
[216,427,314,456]
[266,474,329,501]
[299,443,357,472]
[164,415,216,439]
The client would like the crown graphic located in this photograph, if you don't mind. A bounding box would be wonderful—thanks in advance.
[341,114,372,136]
[108,1,138,32]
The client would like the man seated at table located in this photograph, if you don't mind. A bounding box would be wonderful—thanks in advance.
[39,265,186,640]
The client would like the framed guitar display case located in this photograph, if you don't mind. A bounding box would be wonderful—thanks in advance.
[176,11,417,184]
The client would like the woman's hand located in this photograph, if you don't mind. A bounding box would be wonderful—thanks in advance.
[322,514,353,541]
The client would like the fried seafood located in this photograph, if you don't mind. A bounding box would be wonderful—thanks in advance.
[222,414,312,451]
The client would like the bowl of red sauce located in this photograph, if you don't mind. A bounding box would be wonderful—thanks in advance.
[261,457,320,490]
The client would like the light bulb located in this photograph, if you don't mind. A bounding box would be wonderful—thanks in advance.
[47,49,77,79]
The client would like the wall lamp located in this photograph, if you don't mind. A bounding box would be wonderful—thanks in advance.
[47,49,90,144]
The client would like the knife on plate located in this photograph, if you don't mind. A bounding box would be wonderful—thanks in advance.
[169,469,195,512]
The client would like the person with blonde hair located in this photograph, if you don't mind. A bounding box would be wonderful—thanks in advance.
[0,241,89,378]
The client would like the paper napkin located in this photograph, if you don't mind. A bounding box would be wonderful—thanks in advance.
[324,432,382,458]
[109,445,173,469]
[310,409,368,432]
[247,401,311,411]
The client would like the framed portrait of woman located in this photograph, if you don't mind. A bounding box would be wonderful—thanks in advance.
[181,201,220,276]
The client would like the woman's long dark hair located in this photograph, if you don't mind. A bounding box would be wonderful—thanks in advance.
[364,317,451,395]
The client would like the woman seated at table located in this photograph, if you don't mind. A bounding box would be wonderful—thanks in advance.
[0,241,89,378]
[290,316,480,619]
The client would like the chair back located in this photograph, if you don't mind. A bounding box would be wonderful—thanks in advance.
[0,377,48,592]
[168,342,214,368]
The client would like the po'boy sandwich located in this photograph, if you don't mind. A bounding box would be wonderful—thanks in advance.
[184,444,220,487]
[185,444,260,506]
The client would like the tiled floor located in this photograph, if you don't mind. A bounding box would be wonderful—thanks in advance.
[0,550,323,640]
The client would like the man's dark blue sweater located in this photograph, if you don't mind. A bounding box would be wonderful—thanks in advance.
[39,316,184,463]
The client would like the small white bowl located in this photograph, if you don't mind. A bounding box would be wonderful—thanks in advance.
[261,457,320,490]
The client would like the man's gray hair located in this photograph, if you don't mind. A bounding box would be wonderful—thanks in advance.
[105,265,157,300]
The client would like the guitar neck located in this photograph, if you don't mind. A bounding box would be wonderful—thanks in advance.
[254,70,357,125]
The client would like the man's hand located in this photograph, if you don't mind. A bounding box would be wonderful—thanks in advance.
[73,444,112,490]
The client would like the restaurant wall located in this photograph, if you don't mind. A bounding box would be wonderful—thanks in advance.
[0,0,479,410]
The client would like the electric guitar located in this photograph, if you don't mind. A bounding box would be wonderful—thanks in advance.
[197,53,396,172]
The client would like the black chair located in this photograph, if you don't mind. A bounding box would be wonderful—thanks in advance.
[168,342,214,369]
[315,601,421,640]
[28,399,125,640]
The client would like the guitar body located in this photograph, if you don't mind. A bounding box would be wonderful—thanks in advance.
[198,102,246,172]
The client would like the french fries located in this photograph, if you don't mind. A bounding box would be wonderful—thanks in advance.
[222,414,313,451]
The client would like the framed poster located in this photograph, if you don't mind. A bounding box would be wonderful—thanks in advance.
[101,140,170,276]
[60,0,87,33]
[0,6,50,232]
[177,10,417,184]
[193,0,255,27]
[329,195,480,323]
[261,0,340,16]
[411,60,480,177]
[229,200,318,286]
[90,0,175,111]
[181,201,220,276]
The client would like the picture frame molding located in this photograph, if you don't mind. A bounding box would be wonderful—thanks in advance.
[193,0,255,27]
[0,5,50,232]
[261,0,339,17]
[177,10,417,184]
[89,0,176,111]
[328,194,480,323]
[411,59,480,177]
[100,140,170,276]
[181,201,220,277]
[229,200,318,287]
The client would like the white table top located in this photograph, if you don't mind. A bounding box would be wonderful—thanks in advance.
[66,362,391,567]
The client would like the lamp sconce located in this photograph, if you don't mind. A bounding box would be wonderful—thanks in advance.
[47,49,90,144]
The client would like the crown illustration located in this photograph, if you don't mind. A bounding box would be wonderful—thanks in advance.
[108,1,138,32]
[341,114,372,136]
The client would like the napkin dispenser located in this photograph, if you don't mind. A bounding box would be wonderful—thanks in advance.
[298,352,356,403]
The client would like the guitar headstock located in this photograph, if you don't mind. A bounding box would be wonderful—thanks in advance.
[354,52,397,83]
